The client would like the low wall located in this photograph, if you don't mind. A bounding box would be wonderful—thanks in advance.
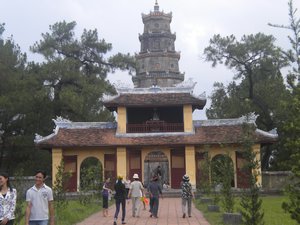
[10,176,52,199]
[262,171,291,191]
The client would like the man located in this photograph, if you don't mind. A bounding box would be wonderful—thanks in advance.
[127,174,144,218]
[148,175,163,218]
[25,170,54,225]
[181,174,194,218]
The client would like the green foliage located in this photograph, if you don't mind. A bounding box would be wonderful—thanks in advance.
[30,20,136,122]
[12,169,26,225]
[53,160,71,216]
[212,154,235,213]
[204,32,289,170]
[79,157,102,205]
[281,87,300,223]
[18,199,102,225]
[198,152,212,195]
[269,0,300,89]
[239,122,264,225]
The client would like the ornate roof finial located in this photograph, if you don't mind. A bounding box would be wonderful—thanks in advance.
[154,0,159,12]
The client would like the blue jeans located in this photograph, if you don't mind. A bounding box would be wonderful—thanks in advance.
[29,220,48,225]
[114,199,126,222]
[150,196,159,217]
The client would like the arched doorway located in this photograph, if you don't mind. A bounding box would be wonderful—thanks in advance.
[211,154,235,187]
[80,157,103,191]
[144,151,169,188]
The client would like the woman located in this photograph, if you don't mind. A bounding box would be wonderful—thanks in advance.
[102,177,112,217]
[127,174,144,218]
[181,174,194,218]
[113,175,126,225]
[0,172,17,225]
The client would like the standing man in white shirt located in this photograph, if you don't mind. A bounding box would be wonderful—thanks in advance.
[25,170,55,225]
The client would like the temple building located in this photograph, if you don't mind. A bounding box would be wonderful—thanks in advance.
[36,2,277,191]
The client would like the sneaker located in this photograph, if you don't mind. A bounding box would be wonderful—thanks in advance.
[183,213,186,218]
[189,215,191,217]
[122,222,126,224]
[113,222,117,225]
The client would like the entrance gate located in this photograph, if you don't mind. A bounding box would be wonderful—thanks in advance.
[144,151,169,188]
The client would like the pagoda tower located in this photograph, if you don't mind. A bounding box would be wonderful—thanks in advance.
[132,1,185,88]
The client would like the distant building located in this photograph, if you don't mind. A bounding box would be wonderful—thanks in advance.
[36,2,277,191]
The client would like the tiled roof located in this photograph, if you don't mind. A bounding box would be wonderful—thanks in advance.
[36,124,277,149]
[103,92,206,111]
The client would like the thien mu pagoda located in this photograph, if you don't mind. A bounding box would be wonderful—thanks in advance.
[36,2,277,191]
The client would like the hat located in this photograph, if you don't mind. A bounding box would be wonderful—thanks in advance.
[182,174,190,182]
[133,173,139,179]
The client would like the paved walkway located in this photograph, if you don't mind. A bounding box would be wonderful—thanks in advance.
[76,198,210,225]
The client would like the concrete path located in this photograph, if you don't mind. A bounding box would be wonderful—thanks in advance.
[76,198,210,225]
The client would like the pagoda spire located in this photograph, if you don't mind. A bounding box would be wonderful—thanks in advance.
[154,0,159,12]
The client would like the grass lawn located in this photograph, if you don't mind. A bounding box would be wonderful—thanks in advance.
[195,195,298,225]
[18,199,104,225]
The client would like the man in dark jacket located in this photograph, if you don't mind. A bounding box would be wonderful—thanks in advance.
[148,175,163,218]
[114,175,127,225]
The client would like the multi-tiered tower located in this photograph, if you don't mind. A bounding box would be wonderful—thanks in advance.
[132,1,184,88]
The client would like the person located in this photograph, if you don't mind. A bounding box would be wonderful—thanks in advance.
[181,174,194,218]
[0,172,17,225]
[25,170,54,225]
[102,177,112,217]
[154,165,163,187]
[127,174,144,218]
[163,181,170,190]
[148,175,162,218]
[124,177,131,199]
[113,175,126,225]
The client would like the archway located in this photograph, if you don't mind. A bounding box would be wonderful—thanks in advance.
[211,154,235,187]
[80,157,103,191]
[144,151,169,188]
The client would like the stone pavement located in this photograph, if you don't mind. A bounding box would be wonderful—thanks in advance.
[76,197,210,225]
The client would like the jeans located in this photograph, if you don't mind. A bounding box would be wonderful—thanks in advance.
[150,196,159,217]
[114,199,126,222]
[0,220,14,225]
[29,220,48,225]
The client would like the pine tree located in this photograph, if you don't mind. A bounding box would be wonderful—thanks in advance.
[239,122,264,225]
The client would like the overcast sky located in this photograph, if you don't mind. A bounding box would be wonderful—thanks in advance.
[1,0,299,119]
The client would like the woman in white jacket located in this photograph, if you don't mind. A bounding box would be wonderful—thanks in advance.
[0,172,17,225]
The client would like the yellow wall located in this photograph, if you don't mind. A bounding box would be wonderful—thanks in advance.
[117,106,127,133]
[183,105,193,132]
[61,147,115,191]
[185,145,196,189]
[116,147,127,178]
[52,148,63,186]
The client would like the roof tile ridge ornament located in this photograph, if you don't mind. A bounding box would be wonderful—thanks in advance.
[34,116,72,143]
[240,112,258,125]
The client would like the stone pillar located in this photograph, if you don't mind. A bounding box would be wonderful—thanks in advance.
[117,147,127,178]
[183,105,193,132]
[117,106,127,134]
[52,148,63,186]
[185,145,196,189]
